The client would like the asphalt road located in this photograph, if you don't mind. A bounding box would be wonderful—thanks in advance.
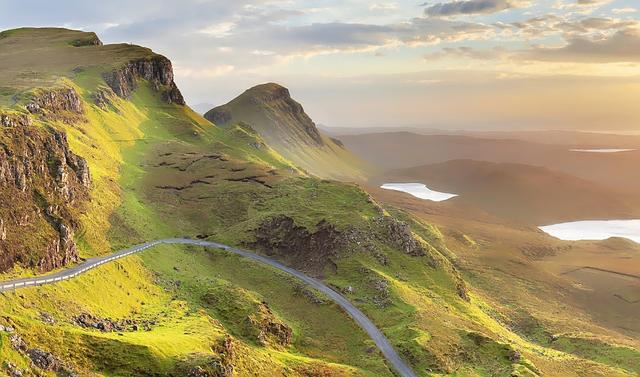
[0,238,419,377]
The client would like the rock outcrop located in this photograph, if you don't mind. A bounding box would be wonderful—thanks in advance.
[103,55,185,105]
[0,113,90,272]
[250,215,346,276]
[26,87,83,117]
[27,349,58,371]
[74,312,155,332]
[373,216,426,257]
[247,302,293,347]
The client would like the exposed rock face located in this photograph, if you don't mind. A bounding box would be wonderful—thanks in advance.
[27,349,58,371]
[250,215,346,276]
[103,55,185,105]
[4,361,23,377]
[8,330,75,376]
[9,333,27,352]
[0,113,90,272]
[247,302,293,347]
[373,216,426,257]
[26,88,83,116]
[91,87,115,109]
[74,312,155,332]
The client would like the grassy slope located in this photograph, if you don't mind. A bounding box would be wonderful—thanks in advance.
[0,28,635,377]
[368,186,640,377]
[205,84,370,182]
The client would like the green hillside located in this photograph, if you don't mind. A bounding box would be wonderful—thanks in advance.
[0,28,635,377]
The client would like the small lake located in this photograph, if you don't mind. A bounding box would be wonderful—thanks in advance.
[539,220,640,244]
[380,183,458,202]
[570,149,636,153]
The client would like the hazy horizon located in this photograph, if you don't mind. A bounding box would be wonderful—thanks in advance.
[2,0,640,131]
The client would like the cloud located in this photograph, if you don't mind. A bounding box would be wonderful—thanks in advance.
[525,28,640,63]
[576,0,609,5]
[197,22,236,38]
[553,0,613,14]
[612,7,637,14]
[425,45,508,60]
[369,3,398,12]
[424,0,530,17]
[176,65,236,78]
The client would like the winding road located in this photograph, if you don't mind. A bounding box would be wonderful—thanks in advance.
[0,238,419,377]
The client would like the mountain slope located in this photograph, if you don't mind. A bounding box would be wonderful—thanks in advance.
[0,27,637,377]
[378,160,639,225]
[205,83,369,181]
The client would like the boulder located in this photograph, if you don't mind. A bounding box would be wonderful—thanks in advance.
[27,349,58,370]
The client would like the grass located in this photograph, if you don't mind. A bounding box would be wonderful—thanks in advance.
[0,27,638,377]
[549,335,640,375]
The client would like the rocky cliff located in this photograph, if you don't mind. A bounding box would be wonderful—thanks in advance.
[103,55,185,105]
[25,87,84,123]
[0,112,90,272]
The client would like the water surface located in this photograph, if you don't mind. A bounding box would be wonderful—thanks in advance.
[570,149,636,153]
[381,183,457,202]
[539,220,640,244]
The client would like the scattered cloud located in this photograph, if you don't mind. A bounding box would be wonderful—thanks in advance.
[612,7,637,14]
[197,22,236,38]
[176,65,236,78]
[369,3,398,12]
[525,28,640,63]
[424,0,530,17]
[2,0,639,131]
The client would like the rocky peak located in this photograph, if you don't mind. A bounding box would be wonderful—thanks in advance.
[244,83,293,104]
[204,83,324,147]
[103,55,185,105]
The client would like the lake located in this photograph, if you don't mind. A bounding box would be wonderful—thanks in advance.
[380,183,457,202]
[539,220,640,244]
[570,149,636,153]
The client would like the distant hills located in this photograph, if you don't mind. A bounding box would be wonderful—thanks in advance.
[378,159,639,225]
[341,132,640,193]
[205,83,368,181]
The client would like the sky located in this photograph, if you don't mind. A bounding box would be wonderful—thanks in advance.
[1,0,640,131]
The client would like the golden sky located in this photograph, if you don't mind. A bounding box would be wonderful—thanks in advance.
[2,0,639,131]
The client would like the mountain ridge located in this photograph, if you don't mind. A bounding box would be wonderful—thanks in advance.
[205,82,369,181]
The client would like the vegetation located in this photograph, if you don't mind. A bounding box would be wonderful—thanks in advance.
[0,27,637,377]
